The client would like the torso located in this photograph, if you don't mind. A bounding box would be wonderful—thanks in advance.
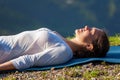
[0,28,73,63]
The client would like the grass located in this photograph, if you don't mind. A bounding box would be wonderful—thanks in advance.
[109,34,120,46]
[0,34,120,80]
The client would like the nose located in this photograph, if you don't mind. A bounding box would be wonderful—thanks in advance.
[84,25,90,30]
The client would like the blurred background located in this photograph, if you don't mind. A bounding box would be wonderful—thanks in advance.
[0,0,120,37]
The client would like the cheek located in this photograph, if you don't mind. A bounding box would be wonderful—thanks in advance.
[81,33,91,41]
[75,31,91,40]
[81,32,89,37]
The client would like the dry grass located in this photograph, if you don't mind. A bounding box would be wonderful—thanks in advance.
[1,62,120,80]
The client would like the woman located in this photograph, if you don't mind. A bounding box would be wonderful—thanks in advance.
[0,26,109,71]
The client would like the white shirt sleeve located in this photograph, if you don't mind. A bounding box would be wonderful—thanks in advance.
[10,44,72,70]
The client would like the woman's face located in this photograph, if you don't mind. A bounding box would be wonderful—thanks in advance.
[74,26,103,44]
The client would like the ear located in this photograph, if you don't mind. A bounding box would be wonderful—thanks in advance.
[86,43,93,51]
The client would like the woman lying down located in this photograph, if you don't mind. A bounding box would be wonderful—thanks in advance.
[0,26,109,71]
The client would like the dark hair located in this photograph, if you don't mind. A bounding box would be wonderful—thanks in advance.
[92,30,110,57]
[74,30,110,58]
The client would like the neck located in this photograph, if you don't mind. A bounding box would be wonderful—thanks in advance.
[64,38,80,53]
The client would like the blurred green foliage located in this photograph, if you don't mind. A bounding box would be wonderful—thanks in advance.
[0,0,120,36]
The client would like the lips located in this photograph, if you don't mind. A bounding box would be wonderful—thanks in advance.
[78,29,83,32]
[75,28,86,35]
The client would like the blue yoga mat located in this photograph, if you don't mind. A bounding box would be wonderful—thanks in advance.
[25,46,120,71]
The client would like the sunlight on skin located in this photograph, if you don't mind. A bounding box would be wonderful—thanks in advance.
[0,61,16,71]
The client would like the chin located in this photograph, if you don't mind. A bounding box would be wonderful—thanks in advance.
[75,30,81,36]
[75,30,79,34]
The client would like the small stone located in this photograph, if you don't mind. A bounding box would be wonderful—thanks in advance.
[117,72,120,76]
[91,77,97,80]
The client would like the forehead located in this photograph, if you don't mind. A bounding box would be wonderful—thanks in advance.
[90,28,104,41]
[91,27,103,35]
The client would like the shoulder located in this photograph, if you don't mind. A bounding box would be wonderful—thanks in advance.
[37,27,52,32]
[54,43,73,58]
[49,44,73,64]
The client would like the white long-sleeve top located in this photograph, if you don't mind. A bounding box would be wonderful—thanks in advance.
[0,28,73,70]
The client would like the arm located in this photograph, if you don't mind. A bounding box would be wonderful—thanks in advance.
[0,61,16,71]
[10,46,71,70]
[0,45,71,71]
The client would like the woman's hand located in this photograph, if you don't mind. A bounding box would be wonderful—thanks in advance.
[0,61,16,71]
